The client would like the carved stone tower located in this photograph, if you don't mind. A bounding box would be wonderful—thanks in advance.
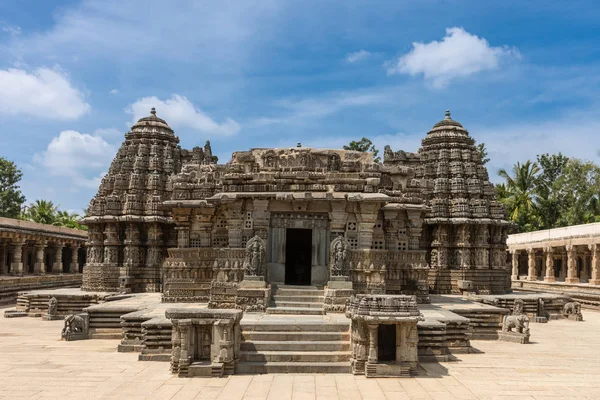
[82,108,182,292]
[417,110,511,293]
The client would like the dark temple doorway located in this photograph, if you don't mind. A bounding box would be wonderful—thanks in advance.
[378,324,397,361]
[285,228,312,285]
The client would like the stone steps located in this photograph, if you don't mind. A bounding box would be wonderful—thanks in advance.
[239,351,350,363]
[266,307,324,315]
[242,331,349,341]
[267,285,325,315]
[236,361,351,374]
[241,322,349,332]
[270,300,324,308]
[241,340,350,352]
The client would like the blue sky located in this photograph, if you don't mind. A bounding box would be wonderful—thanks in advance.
[1,0,599,213]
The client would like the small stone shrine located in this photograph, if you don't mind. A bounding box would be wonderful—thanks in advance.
[166,308,242,377]
[500,299,530,344]
[346,294,423,377]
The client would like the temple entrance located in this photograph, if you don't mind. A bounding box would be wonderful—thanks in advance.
[285,228,312,285]
[378,324,397,361]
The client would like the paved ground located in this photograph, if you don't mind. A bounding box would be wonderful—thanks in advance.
[1,305,599,400]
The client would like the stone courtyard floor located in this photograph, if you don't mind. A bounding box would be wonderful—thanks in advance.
[1,305,599,400]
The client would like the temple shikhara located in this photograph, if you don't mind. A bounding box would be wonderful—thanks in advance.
[7,108,586,378]
[82,108,512,303]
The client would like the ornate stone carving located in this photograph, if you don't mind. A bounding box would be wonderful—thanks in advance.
[244,236,265,277]
[330,236,349,277]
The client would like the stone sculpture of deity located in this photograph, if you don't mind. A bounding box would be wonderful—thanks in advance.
[48,296,58,316]
[330,236,349,277]
[244,236,265,277]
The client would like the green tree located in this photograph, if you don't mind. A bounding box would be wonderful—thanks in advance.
[476,143,490,165]
[498,160,541,231]
[344,137,380,162]
[24,200,59,225]
[535,153,569,229]
[54,210,86,230]
[554,159,600,226]
[0,157,26,218]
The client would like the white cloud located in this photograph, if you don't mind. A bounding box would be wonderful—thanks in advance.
[346,49,372,63]
[2,24,21,37]
[387,27,519,88]
[126,95,240,136]
[253,89,392,126]
[109,89,119,95]
[0,67,90,120]
[93,128,121,138]
[34,130,115,188]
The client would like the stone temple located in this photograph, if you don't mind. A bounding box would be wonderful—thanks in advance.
[81,108,511,304]
[10,108,588,378]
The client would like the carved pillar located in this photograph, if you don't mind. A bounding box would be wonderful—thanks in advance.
[358,203,379,250]
[179,320,192,366]
[560,254,567,280]
[176,227,190,248]
[252,199,270,241]
[511,250,519,280]
[544,247,555,282]
[53,244,64,273]
[368,324,378,363]
[11,241,25,275]
[565,245,579,283]
[329,201,347,237]
[34,242,47,274]
[527,248,537,281]
[589,244,600,285]
[70,245,80,273]
[406,209,423,250]
[582,254,590,281]
[0,244,5,275]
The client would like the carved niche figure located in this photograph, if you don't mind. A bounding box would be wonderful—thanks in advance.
[328,154,341,171]
[330,236,349,277]
[244,236,266,277]
[48,297,58,316]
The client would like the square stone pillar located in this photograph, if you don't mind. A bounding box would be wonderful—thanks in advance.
[527,248,537,281]
[368,324,378,363]
[11,241,25,275]
[589,244,600,285]
[0,245,6,275]
[511,250,519,280]
[70,246,80,273]
[565,245,579,283]
[53,245,64,273]
[544,247,555,282]
[34,242,47,274]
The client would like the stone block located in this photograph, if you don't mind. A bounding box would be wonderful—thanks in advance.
[499,331,530,344]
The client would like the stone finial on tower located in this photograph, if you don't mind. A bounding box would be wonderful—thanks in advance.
[297,142,302,147]
[150,107,156,116]
[445,109,451,119]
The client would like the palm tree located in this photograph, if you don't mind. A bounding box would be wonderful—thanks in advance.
[24,200,58,225]
[498,161,541,223]
[54,210,83,229]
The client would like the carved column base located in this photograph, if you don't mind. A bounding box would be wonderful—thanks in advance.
[588,279,600,285]
[527,275,538,281]
[511,275,519,281]
[565,278,580,284]
[544,276,556,283]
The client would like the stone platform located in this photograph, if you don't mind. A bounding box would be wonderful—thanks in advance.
[0,273,83,306]
[2,303,600,398]
[471,291,572,321]
[513,279,600,309]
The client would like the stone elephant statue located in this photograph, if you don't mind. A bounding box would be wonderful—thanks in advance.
[503,314,530,334]
[563,301,581,316]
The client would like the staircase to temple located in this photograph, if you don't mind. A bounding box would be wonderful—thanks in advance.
[266,285,325,315]
[237,315,351,374]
